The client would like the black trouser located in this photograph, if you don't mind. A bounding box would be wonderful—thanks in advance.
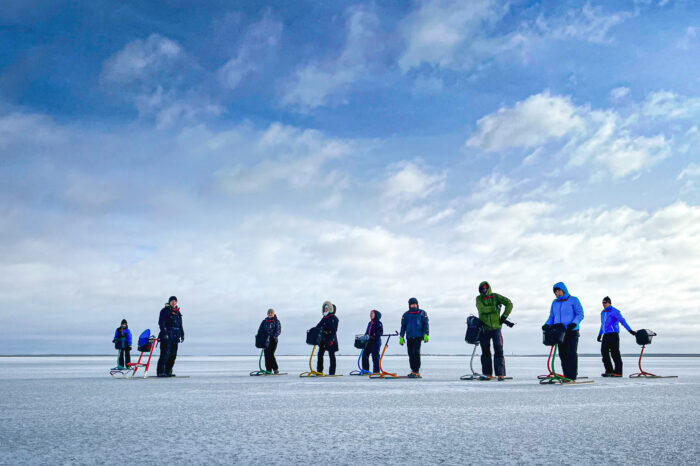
[361,342,380,373]
[480,329,505,377]
[118,347,131,367]
[157,338,179,375]
[317,343,336,375]
[407,337,422,373]
[601,332,622,374]
[557,330,579,380]
[264,338,279,372]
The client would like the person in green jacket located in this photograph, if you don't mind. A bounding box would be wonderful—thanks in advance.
[475,281,513,380]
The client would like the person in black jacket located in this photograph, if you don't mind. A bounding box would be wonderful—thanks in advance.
[316,301,339,375]
[156,296,184,377]
[361,310,383,374]
[258,308,282,373]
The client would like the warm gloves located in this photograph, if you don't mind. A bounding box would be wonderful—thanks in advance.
[542,324,551,331]
[597,334,602,342]
[629,330,637,336]
[566,323,577,331]
[399,337,405,346]
[424,334,429,343]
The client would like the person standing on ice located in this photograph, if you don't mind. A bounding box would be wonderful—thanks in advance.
[543,282,583,381]
[399,297,429,378]
[112,319,132,370]
[315,301,339,375]
[258,308,282,374]
[475,281,513,381]
[361,310,383,375]
[598,296,636,377]
[157,296,184,377]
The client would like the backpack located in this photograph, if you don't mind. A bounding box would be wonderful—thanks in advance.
[255,332,270,349]
[306,327,323,346]
[635,329,656,346]
[465,315,483,345]
[354,334,369,349]
[137,329,152,352]
[542,323,566,346]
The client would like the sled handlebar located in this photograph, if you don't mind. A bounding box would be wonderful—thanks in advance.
[381,331,399,337]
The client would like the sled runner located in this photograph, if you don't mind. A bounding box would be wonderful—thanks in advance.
[538,324,593,385]
[350,334,372,376]
[250,348,287,376]
[629,329,678,379]
[110,330,158,379]
[299,327,342,377]
[369,332,414,379]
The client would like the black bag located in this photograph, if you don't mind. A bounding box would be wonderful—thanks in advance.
[354,334,369,349]
[306,327,323,346]
[465,315,483,345]
[543,323,567,346]
[255,332,270,349]
[635,329,656,346]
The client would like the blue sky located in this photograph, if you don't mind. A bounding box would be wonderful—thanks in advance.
[2,0,700,355]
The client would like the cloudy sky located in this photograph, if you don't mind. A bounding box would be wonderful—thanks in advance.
[2,0,699,356]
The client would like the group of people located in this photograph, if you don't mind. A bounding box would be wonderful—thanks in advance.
[113,282,638,380]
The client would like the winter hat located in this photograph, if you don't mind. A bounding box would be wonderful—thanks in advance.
[322,301,333,314]
[168,296,178,303]
[408,297,419,307]
[267,308,275,315]
[121,319,127,326]
[603,296,612,304]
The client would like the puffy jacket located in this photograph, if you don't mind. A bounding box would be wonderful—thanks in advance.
[599,306,632,335]
[113,327,132,349]
[400,305,429,339]
[545,282,584,330]
[258,316,282,340]
[364,311,383,349]
[316,314,339,352]
[159,304,184,340]
[475,281,513,331]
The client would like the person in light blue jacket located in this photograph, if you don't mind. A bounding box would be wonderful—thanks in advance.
[542,282,583,380]
[598,296,636,377]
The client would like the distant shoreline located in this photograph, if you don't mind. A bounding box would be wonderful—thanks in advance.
[2,353,699,358]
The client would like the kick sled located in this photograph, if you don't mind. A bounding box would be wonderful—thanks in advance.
[369,332,419,379]
[460,315,512,381]
[250,332,286,376]
[538,324,593,385]
[629,329,678,379]
[349,334,372,376]
[299,327,342,377]
[110,330,159,379]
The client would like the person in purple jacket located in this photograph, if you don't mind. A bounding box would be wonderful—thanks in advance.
[598,296,636,377]
[542,282,583,381]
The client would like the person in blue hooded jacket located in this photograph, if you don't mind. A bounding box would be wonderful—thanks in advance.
[112,319,132,370]
[399,297,429,378]
[361,310,383,374]
[598,296,636,377]
[542,282,583,381]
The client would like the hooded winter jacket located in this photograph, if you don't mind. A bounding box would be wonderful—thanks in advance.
[316,313,339,352]
[400,299,429,339]
[475,281,513,331]
[113,327,132,349]
[364,311,383,349]
[599,306,632,335]
[545,282,584,330]
[159,304,184,340]
[258,316,282,340]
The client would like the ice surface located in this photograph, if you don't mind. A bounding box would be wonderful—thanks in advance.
[1,355,698,465]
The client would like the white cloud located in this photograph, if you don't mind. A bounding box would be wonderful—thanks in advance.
[676,26,697,49]
[382,161,447,203]
[610,86,631,100]
[678,162,700,180]
[466,92,585,152]
[534,2,632,44]
[217,12,282,90]
[215,123,353,193]
[281,7,378,111]
[642,90,700,120]
[100,34,182,84]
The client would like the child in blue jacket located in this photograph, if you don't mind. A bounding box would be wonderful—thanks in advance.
[112,319,132,370]
[598,296,636,377]
[542,282,583,381]
[361,310,383,374]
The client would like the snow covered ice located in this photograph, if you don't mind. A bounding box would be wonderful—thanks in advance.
[1,355,699,465]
